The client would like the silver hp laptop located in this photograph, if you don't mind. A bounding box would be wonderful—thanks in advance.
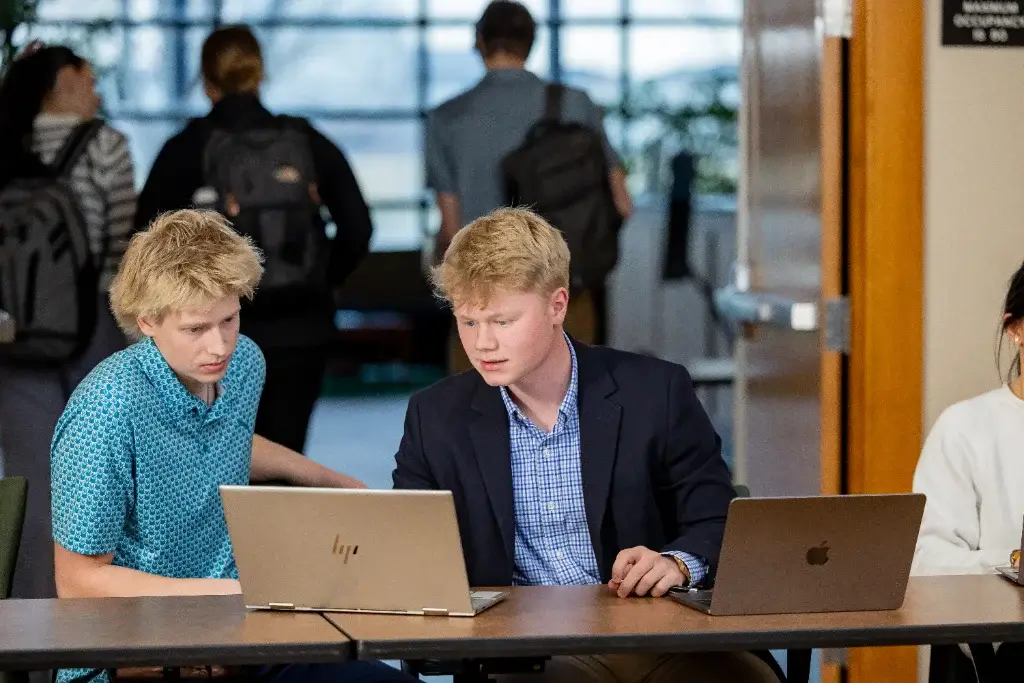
[669,493,926,616]
[220,486,506,616]
[995,516,1024,585]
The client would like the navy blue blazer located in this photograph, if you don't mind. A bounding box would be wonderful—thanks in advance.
[392,340,735,587]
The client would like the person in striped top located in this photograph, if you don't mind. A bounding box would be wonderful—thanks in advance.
[33,103,136,292]
[1,43,136,293]
[0,44,136,602]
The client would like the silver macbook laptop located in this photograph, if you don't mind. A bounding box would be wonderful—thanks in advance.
[669,493,926,616]
[220,486,506,616]
[995,516,1024,585]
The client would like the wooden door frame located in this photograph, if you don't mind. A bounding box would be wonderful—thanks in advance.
[845,0,925,682]
[817,34,845,683]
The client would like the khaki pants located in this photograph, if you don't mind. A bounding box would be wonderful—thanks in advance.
[447,290,598,375]
[494,651,780,683]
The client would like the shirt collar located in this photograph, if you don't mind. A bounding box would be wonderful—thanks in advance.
[500,332,578,427]
[481,67,541,85]
[134,337,230,421]
[209,92,270,126]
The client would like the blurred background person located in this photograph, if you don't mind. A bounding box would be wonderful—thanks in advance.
[134,25,373,454]
[0,42,135,600]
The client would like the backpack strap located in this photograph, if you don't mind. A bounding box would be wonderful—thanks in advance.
[544,83,564,123]
[272,115,314,147]
[275,114,304,126]
[51,119,104,178]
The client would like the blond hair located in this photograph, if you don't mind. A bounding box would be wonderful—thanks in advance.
[431,207,570,307]
[201,25,263,94]
[109,209,264,339]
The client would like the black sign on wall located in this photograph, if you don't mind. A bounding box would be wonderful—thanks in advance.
[943,0,1024,46]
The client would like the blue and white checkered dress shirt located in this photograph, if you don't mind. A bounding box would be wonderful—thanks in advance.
[499,334,707,587]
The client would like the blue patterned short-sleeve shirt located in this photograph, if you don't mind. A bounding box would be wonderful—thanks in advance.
[51,334,265,580]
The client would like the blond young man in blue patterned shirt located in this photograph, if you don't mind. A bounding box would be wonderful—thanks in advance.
[50,209,413,683]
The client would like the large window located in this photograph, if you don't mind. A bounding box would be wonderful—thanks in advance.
[23,0,741,251]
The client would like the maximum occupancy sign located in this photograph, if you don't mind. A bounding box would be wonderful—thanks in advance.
[943,0,1024,46]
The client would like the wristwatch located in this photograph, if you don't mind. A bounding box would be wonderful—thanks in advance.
[669,555,691,587]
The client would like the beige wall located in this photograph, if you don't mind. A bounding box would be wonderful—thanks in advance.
[923,0,1024,429]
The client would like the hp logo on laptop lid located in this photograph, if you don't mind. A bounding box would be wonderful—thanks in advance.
[332,535,359,564]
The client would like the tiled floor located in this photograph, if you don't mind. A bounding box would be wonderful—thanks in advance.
[305,394,412,489]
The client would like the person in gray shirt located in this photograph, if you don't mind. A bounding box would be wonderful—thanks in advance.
[425,0,632,369]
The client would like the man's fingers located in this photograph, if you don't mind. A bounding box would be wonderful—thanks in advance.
[616,554,658,598]
[611,547,644,582]
[633,562,672,597]
[650,573,679,598]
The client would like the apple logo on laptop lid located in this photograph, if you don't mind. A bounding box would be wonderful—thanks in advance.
[806,542,830,566]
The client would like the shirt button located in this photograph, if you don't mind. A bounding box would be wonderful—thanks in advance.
[548,502,555,511]
[542,448,551,457]
[556,550,564,559]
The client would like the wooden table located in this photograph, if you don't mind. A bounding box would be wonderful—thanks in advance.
[5,577,1024,681]
[0,595,351,671]
[326,576,1024,661]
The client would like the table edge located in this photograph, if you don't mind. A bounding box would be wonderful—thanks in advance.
[352,622,1024,660]
[0,642,352,672]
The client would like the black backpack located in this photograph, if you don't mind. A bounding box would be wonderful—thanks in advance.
[502,84,623,289]
[0,120,102,367]
[201,116,328,293]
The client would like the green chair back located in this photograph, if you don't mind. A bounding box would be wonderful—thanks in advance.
[0,476,28,599]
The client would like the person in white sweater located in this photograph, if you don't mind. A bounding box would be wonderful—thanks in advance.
[912,262,1024,577]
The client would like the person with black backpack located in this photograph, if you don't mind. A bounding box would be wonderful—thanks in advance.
[134,25,373,454]
[424,1,632,374]
[0,43,136,601]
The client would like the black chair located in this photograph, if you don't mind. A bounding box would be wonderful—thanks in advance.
[929,642,1024,683]
[405,652,791,683]
[929,644,979,683]
[401,659,546,683]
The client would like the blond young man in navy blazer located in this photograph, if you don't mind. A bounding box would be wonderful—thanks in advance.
[393,208,779,683]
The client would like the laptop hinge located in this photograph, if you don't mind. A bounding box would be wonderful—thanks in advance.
[421,607,449,616]
[267,602,296,611]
